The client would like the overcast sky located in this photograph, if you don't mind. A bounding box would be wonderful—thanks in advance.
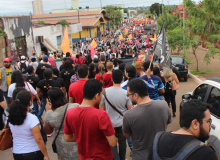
[0,0,198,16]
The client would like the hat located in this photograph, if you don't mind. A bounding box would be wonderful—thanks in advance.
[43,56,48,62]
[4,57,11,62]
[20,56,26,63]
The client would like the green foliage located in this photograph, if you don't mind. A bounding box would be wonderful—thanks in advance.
[150,3,162,16]
[0,27,6,37]
[144,10,151,15]
[190,69,210,75]
[37,20,45,24]
[104,5,123,29]
[58,20,70,27]
[124,8,128,13]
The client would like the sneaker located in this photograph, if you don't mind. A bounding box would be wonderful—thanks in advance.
[47,133,53,137]
[130,151,132,156]
[173,113,176,117]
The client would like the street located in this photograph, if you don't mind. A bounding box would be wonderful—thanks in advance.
[0,77,198,160]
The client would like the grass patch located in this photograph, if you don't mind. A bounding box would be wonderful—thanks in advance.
[190,69,210,75]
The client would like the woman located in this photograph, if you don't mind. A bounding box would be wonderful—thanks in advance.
[7,70,41,106]
[43,88,79,160]
[74,54,80,65]
[95,64,105,84]
[163,67,179,117]
[88,63,96,79]
[8,90,49,160]
[103,62,113,88]
[153,67,165,100]
[0,89,7,130]
[36,68,61,118]
[61,60,75,96]
[135,61,145,77]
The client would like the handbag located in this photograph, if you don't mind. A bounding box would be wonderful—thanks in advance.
[0,121,13,150]
[172,79,180,91]
[26,82,35,100]
[102,89,123,116]
[52,104,68,153]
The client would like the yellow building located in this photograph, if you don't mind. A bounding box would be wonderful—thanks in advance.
[31,10,110,42]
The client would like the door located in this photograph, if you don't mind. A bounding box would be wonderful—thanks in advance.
[193,84,209,101]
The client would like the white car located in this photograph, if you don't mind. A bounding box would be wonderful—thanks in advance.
[180,78,220,158]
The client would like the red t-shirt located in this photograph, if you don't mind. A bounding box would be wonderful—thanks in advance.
[103,73,113,88]
[95,73,102,82]
[79,56,85,65]
[68,79,87,104]
[64,106,115,160]
[48,58,55,67]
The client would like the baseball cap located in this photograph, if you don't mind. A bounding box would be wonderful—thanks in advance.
[43,56,48,62]
[4,57,11,62]
[20,56,26,63]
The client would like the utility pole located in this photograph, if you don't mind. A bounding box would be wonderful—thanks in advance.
[162,0,164,21]
[183,0,185,53]
[167,1,169,13]
[100,0,102,9]
[78,9,81,42]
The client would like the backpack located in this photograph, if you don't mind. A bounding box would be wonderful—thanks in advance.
[20,62,27,74]
[153,132,205,160]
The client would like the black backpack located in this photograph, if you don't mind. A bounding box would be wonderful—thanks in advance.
[20,62,27,74]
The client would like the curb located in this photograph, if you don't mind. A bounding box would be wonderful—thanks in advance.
[188,72,203,84]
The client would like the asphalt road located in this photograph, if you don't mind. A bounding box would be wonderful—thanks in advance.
[0,75,198,160]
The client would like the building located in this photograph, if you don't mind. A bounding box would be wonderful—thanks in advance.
[0,16,34,63]
[32,0,44,15]
[32,23,82,55]
[31,10,110,42]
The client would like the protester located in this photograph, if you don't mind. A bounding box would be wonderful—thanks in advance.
[8,90,49,160]
[140,61,165,100]
[48,53,55,67]
[88,63,96,79]
[35,56,51,80]
[0,57,17,105]
[135,61,145,77]
[29,57,39,72]
[26,66,41,114]
[64,79,117,159]
[148,100,218,160]
[43,88,79,160]
[68,64,88,104]
[163,67,179,117]
[85,54,92,66]
[103,62,114,88]
[36,68,61,118]
[54,53,62,70]
[100,70,132,160]
[153,66,165,100]
[52,67,66,96]
[17,55,29,75]
[0,89,7,130]
[95,64,105,84]
[123,78,172,159]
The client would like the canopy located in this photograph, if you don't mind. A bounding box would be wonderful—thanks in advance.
[41,38,59,52]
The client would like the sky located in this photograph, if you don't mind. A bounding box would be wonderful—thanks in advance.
[0,0,198,16]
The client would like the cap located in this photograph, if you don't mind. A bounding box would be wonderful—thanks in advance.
[43,56,48,62]
[4,57,11,62]
[20,56,26,63]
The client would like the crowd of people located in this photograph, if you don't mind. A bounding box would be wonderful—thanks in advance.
[0,19,218,160]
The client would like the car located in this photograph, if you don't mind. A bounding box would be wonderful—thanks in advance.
[170,55,188,81]
[180,78,220,158]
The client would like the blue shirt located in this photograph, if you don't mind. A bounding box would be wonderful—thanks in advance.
[140,75,164,100]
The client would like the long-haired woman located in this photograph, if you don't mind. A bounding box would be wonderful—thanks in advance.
[95,64,105,84]
[8,90,49,160]
[43,88,79,160]
[88,63,96,79]
[36,68,61,118]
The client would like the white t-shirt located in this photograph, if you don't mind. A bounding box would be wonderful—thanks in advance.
[7,82,37,98]
[9,113,40,154]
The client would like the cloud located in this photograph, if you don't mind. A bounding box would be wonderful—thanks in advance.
[0,0,198,16]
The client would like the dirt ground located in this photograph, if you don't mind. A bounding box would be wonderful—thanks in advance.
[174,46,220,80]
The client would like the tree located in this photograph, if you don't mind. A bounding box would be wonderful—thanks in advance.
[150,3,162,16]
[104,6,123,29]
[144,10,151,15]
[58,20,70,27]
[0,27,6,37]
[137,9,143,14]
[124,8,128,13]
[37,20,45,25]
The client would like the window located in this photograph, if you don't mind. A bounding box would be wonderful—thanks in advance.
[207,87,220,118]
[193,84,208,101]
[57,35,61,46]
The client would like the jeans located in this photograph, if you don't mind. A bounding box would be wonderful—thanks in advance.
[127,136,132,150]
[3,91,11,106]
[13,150,44,160]
[37,98,46,118]
[111,127,126,160]
[33,100,39,115]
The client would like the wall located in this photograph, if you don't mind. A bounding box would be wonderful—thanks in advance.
[0,36,6,67]
[1,16,34,62]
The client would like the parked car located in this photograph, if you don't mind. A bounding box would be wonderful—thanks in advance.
[180,78,220,158]
[170,55,188,81]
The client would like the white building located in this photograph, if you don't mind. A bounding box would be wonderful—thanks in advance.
[32,0,44,15]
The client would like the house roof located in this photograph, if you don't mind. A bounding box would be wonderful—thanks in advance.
[176,5,184,11]
[33,18,100,27]
[31,10,105,19]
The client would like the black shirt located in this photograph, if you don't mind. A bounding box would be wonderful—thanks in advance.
[61,69,75,91]
[52,77,65,87]
[148,132,218,160]
[35,63,51,80]
[26,75,40,89]
[36,80,61,99]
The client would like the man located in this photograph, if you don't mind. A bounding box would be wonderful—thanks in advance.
[68,64,88,104]
[148,100,218,160]
[26,66,40,114]
[64,79,117,159]
[54,53,62,70]
[48,53,55,67]
[100,55,107,72]
[0,57,17,105]
[140,60,165,100]
[100,70,132,160]
[17,55,29,76]
[35,56,51,80]
[123,79,172,160]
